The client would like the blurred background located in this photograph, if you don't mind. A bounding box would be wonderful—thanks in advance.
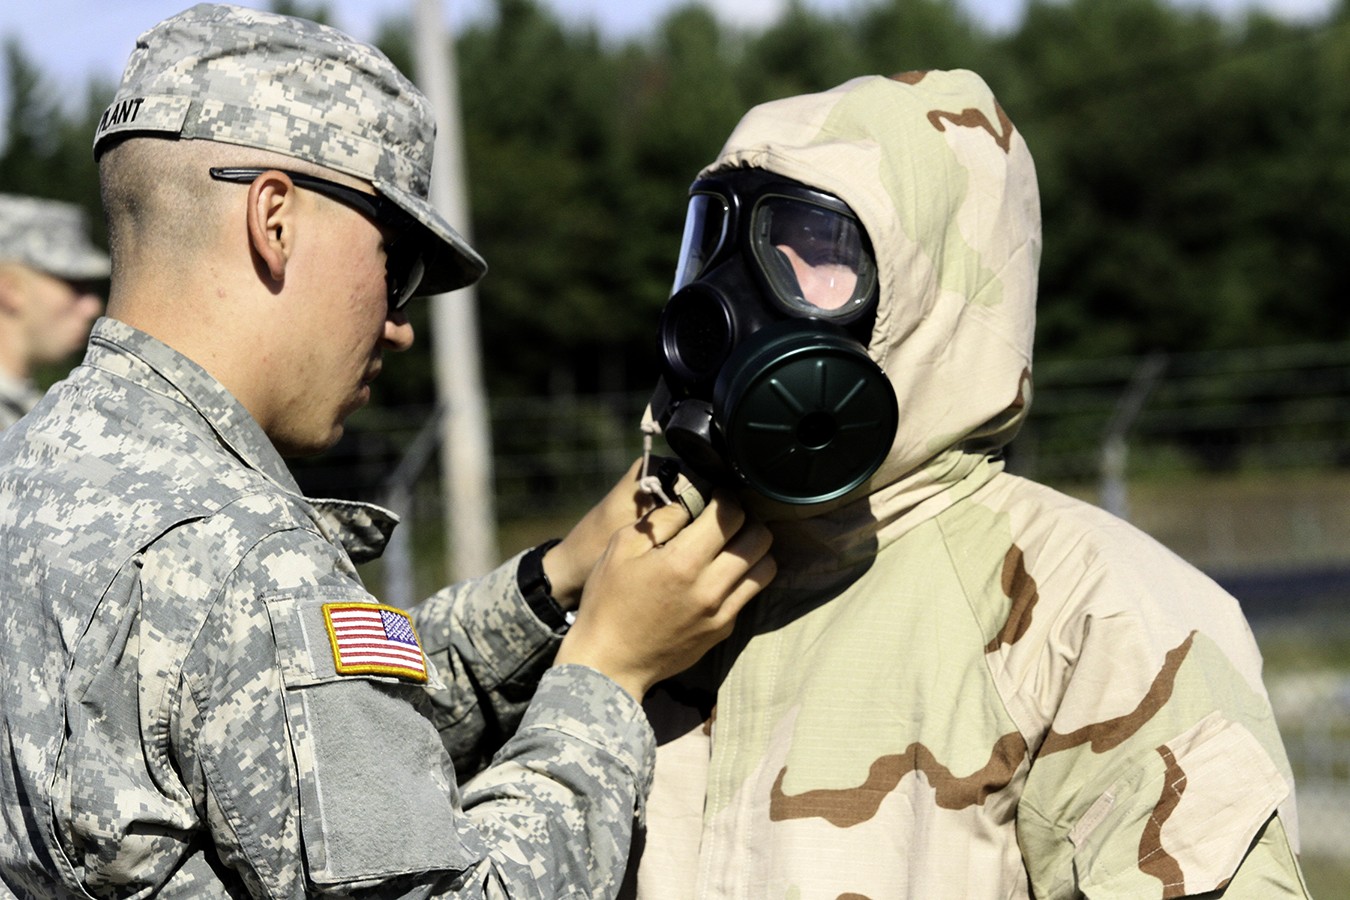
[4,0,1347,890]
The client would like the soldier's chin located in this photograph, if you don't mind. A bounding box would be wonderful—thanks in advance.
[273,423,345,459]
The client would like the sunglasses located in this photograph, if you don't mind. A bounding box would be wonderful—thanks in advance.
[209,167,426,309]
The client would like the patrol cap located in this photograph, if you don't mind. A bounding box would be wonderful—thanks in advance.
[0,194,110,281]
[93,2,485,295]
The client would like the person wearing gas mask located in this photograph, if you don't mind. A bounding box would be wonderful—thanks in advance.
[626,71,1309,898]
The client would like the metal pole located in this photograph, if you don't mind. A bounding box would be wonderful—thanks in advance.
[1099,353,1168,520]
[381,406,447,608]
[412,0,499,579]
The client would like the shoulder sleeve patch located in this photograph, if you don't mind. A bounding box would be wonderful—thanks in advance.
[322,602,428,683]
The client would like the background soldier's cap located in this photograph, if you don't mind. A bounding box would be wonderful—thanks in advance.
[0,194,110,282]
[92,2,485,295]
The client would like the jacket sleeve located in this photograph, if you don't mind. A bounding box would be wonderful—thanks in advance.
[177,521,653,899]
[1013,556,1310,899]
[411,551,566,778]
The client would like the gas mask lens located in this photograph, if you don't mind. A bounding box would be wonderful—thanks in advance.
[754,196,876,319]
[672,193,729,294]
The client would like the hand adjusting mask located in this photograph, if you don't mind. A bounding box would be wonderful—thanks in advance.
[649,169,899,505]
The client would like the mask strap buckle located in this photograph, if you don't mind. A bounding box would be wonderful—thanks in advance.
[636,408,710,520]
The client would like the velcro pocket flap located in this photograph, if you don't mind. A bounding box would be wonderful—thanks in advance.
[1069,712,1288,899]
[265,591,478,887]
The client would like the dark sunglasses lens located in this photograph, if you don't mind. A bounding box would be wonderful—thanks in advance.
[387,243,425,309]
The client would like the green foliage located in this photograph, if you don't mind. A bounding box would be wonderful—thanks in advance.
[269,1,335,26]
[737,4,858,99]
[450,0,654,394]
[1003,0,1350,359]
[851,0,989,74]
[0,41,109,245]
[3,0,1349,400]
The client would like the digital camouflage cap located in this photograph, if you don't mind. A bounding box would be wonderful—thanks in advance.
[0,194,110,281]
[92,2,485,295]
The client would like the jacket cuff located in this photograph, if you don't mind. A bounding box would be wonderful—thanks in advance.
[518,665,657,798]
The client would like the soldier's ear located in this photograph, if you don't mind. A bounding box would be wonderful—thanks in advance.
[245,170,296,287]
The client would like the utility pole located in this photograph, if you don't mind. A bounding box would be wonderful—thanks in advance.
[1100,353,1167,521]
[412,0,499,579]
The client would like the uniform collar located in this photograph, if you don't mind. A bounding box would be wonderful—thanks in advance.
[82,317,397,561]
[85,316,301,493]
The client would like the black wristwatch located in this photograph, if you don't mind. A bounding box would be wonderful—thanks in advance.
[517,538,570,633]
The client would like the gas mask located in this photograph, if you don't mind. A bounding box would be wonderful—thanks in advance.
[648,169,899,506]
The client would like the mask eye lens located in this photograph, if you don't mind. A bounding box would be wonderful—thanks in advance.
[672,193,728,294]
[771,209,862,310]
[773,207,863,268]
[753,196,877,320]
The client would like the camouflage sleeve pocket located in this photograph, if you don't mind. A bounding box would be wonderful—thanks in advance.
[1066,711,1288,898]
[264,592,481,888]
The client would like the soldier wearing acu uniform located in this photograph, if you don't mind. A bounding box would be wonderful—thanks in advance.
[0,5,775,898]
[626,72,1310,898]
[0,194,107,430]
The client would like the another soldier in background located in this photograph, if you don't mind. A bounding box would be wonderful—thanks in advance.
[626,71,1309,898]
[0,194,106,429]
[0,5,773,899]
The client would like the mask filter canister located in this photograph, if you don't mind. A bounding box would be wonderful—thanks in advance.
[711,320,896,504]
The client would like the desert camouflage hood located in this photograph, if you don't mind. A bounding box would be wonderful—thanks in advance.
[704,72,1039,570]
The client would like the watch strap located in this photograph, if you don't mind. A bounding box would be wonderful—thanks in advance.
[517,538,568,633]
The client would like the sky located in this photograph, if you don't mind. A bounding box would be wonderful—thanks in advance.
[0,0,1338,125]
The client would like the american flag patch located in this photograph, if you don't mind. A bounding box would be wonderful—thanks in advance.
[323,602,428,682]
